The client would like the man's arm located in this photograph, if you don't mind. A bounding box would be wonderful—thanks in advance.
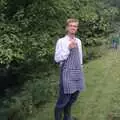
[54,38,70,63]
[77,39,83,65]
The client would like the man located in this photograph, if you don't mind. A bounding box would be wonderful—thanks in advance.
[54,18,85,120]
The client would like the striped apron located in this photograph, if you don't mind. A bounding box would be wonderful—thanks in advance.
[60,44,85,94]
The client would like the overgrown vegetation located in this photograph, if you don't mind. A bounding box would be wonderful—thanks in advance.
[0,0,119,119]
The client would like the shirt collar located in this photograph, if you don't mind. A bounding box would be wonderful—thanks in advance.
[65,35,76,41]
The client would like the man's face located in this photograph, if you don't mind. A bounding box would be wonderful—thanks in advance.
[66,22,78,35]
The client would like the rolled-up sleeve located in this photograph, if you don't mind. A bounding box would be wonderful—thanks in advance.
[54,38,70,63]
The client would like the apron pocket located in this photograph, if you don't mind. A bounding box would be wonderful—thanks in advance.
[69,69,81,81]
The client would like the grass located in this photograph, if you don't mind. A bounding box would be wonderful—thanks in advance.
[27,49,120,120]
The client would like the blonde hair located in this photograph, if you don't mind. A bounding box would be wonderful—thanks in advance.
[66,18,79,26]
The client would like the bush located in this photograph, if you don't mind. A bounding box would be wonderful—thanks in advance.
[83,45,107,62]
[0,68,58,120]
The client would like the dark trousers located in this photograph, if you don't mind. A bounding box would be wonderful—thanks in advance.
[54,83,80,120]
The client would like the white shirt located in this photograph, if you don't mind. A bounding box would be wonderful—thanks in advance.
[54,35,83,65]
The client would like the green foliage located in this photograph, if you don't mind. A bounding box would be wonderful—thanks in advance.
[0,23,24,64]
[0,0,118,65]
[0,68,58,120]
[0,0,119,119]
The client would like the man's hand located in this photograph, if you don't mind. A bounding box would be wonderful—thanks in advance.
[69,40,77,49]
